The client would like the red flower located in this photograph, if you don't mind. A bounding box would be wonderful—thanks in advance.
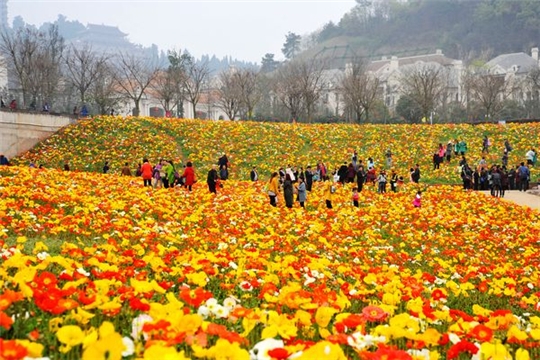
[362,305,388,322]
[179,287,212,308]
[363,344,412,359]
[469,324,493,342]
[447,340,479,359]
[431,288,447,301]
[34,271,58,289]
[268,348,289,359]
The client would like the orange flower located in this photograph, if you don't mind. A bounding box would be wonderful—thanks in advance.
[0,339,28,360]
[0,311,13,330]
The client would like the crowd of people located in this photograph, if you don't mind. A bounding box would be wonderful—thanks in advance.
[2,133,536,208]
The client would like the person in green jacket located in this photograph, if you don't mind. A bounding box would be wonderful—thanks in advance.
[161,160,173,188]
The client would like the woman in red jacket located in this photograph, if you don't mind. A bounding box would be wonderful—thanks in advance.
[182,161,196,191]
[141,158,153,187]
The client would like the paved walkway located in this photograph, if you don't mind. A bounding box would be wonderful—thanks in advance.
[482,190,540,211]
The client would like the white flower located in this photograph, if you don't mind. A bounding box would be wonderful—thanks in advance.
[206,298,218,312]
[223,296,238,310]
[121,337,135,357]
[229,261,238,270]
[407,348,431,359]
[347,332,386,350]
[303,274,316,286]
[197,305,210,319]
[76,267,90,277]
[448,332,461,344]
[37,252,50,261]
[131,314,153,340]
[213,304,230,319]
[250,338,285,360]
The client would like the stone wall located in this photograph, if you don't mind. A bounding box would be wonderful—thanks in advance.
[0,110,73,159]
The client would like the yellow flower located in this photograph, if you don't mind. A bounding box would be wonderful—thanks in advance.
[480,342,511,360]
[261,311,298,340]
[144,344,190,359]
[56,325,85,347]
[507,325,528,342]
[315,306,338,328]
[296,341,346,360]
[516,348,530,360]
[15,340,44,358]
[193,339,248,360]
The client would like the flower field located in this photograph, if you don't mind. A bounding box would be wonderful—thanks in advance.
[11,117,540,184]
[0,118,539,359]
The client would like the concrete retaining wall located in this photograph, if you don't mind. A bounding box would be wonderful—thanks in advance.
[0,111,73,159]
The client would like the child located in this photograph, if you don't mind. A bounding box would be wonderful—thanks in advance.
[352,187,359,207]
[413,191,422,208]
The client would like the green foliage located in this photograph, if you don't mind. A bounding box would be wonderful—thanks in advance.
[281,32,302,60]
[395,95,422,124]
[315,0,540,61]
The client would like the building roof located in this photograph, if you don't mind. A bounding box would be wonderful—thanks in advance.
[368,50,459,73]
[486,52,537,74]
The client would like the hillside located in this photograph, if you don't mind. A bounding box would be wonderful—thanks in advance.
[11,117,540,184]
[310,0,540,65]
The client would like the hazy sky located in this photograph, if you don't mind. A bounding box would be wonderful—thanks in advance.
[9,0,356,63]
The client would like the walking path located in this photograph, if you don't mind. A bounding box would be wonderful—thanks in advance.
[482,190,540,211]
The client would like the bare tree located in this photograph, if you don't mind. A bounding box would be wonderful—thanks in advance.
[88,60,120,115]
[400,62,448,122]
[0,25,64,108]
[465,65,510,121]
[340,61,381,122]
[273,58,327,123]
[235,68,261,120]
[39,25,65,108]
[525,68,540,118]
[113,52,160,116]
[298,58,327,123]
[64,43,108,106]
[151,69,181,116]
[216,69,242,120]
[183,58,211,119]
[273,62,304,122]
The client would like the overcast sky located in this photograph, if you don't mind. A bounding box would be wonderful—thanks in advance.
[9,0,356,64]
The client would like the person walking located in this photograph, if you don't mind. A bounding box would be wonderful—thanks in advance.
[356,165,365,192]
[250,166,259,181]
[141,159,153,187]
[121,162,132,176]
[220,164,229,180]
[518,162,530,191]
[445,141,452,162]
[267,172,280,207]
[324,176,336,209]
[413,191,422,208]
[482,135,490,154]
[390,169,398,192]
[182,161,196,191]
[352,187,359,207]
[305,166,313,191]
[377,170,387,193]
[296,177,307,208]
[207,164,218,194]
[411,164,421,183]
[283,174,294,208]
